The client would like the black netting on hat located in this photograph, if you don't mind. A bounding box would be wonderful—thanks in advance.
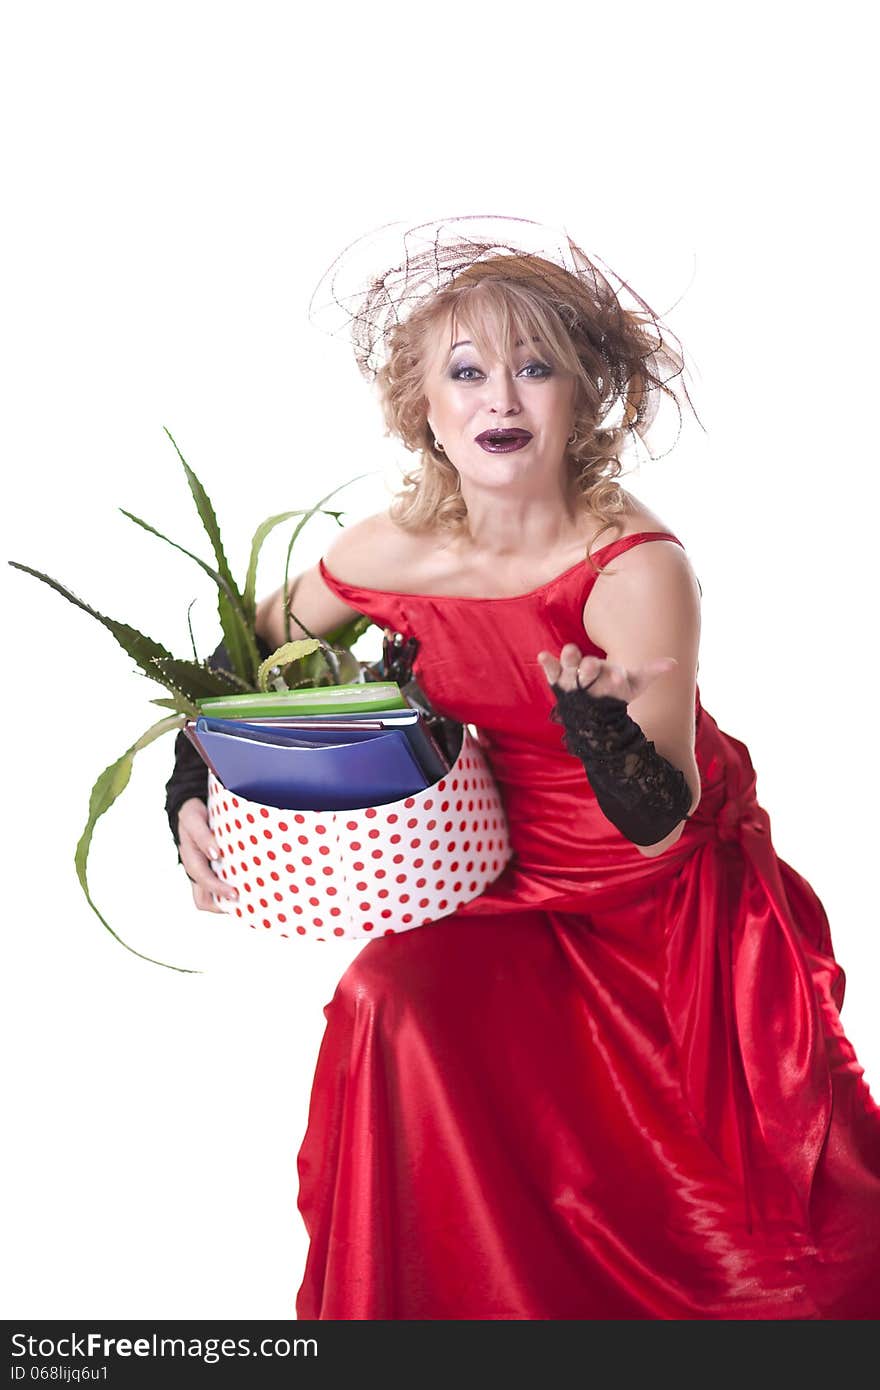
[306,214,701,453]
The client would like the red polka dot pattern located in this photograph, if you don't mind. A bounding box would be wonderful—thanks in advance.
[206,726,512,941]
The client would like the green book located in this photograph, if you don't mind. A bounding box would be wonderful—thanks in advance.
[198,681,408,720]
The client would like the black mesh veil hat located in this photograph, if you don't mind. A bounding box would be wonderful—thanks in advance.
[306,213,700,449]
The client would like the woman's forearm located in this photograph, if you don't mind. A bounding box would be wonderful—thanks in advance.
[549,680,693,846]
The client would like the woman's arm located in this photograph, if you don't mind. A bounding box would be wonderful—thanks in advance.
[254,528,373,652]
[539,540,702,857]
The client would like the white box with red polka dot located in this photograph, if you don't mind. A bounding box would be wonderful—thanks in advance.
[205,724,512,940]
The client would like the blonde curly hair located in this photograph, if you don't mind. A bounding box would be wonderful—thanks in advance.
[373,248,694,573]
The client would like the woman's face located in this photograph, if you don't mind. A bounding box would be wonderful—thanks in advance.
[421,315,578,487]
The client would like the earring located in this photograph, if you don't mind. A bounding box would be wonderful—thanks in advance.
[434,438,445,452]
[567,429,577,445]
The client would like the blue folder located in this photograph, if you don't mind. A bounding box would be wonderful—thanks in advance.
[190,716,431,811]
[196,711,450,785]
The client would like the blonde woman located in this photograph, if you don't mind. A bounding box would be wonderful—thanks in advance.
[167,223,880,1320]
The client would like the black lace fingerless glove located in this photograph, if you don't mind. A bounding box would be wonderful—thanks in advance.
[164,634,272,852]
[549,677,693,846]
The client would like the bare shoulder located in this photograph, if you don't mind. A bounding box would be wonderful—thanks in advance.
[321,509,424,589]
[588,489,679,556]
[584,493,700,647]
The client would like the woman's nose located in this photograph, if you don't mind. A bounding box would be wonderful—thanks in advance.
[484,370,521,413]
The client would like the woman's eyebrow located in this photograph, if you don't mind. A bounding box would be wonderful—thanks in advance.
[447,336,541,356]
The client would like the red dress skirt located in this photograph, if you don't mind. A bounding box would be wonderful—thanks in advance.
[293,532,880,1319]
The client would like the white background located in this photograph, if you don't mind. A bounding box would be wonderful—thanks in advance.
[2,1,877,1319]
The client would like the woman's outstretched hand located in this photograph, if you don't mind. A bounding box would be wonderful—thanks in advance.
[536,643,678,703]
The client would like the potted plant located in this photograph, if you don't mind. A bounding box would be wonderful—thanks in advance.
[8,427,380,972]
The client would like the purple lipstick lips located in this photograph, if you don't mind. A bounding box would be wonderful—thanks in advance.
[475,429,533,453]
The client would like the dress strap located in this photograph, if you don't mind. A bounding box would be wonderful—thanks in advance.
[591,531,684,566]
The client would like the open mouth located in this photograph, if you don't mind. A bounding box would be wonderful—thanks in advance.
[475,429,533,453]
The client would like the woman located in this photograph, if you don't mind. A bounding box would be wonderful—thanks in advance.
[167,227,880,1319]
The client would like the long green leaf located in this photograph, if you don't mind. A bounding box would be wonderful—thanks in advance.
[119,508,245,611]
[216,590,260,685]
[163,426,239,596]
[244,510,308,624]
[74,715,202,973]
[162,427,258,682]
[243,507,349,620]
[119,508,261,685]
[8,561,175,683]
[281,474,375,642]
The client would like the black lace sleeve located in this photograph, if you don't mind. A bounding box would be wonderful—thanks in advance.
[549,678,693,847]
[164,634,272,853]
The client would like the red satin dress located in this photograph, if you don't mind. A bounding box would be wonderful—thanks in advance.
[294,530,880,1320]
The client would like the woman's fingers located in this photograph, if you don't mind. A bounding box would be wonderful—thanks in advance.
[537,646,678,701]
[177,799,239,914]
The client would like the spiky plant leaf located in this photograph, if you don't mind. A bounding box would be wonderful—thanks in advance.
[163,426,238,595]
[74,715,201,973]
[161,427,260,682]
[119,508,243,610]
[149,656,252,704]
[201,663,254,693]
[257,639,321,692]
[119,508,260,686]
[7,561,175,682]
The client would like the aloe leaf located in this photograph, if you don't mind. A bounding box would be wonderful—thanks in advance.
[119,508,260,683]
[257,639,321,692]
[281,474,375,642]
[162,426,239,597]
[149,656,251,704]
[74,715,202,973]
[161,428,260,682]
[202,662,254,693]
[150,697,191,711]
[215,590,260,684]
[8,561,175,683]
[119,508,242,610]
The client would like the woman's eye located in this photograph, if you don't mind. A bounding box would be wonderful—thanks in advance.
[450,362,552,382]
